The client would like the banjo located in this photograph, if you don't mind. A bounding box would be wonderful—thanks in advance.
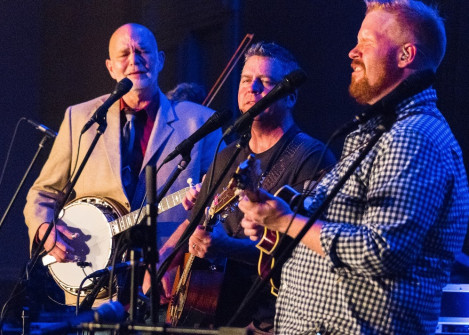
[43,185,191,297]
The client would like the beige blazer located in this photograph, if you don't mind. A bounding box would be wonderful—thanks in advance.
[24,90,223,251]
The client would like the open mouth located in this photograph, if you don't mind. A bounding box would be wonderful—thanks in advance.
[127,71,147,76]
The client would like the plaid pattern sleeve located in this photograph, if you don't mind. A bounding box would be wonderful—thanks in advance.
[275,89,469,335]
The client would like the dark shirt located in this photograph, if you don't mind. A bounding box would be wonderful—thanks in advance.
[188,125,336,327]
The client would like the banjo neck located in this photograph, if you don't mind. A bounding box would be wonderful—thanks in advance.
[110,186,190,236]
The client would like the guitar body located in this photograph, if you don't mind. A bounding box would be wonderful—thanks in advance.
[167,253,226,327]
[256,184,302,296]
[257,229,281,296]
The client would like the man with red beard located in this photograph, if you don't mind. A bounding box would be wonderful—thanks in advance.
[239,1,469,334]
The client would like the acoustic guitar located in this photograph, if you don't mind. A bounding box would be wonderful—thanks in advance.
[167,154,260,327]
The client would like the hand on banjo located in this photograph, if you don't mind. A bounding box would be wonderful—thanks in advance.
[38,222,78,263]
[182,177,204,211]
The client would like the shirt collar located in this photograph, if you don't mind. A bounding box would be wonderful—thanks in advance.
[359,87,439,132]
[119,92,160,121]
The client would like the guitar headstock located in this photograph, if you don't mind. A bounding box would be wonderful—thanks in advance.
[209,154,261,217]
[231,154,261,195]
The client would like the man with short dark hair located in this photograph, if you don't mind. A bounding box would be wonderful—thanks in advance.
[163,41,335,332]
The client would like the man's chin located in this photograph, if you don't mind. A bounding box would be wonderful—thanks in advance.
[349,81,372,105]
[129,80,155,92]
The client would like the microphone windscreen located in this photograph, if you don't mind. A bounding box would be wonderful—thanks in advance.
[114,77,133,95]
[94,301,126,323]
[283,69,307,91]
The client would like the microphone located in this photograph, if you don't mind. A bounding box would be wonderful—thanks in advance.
[223,69,307,136]
[162,109,232,164]
[335,69,436,136]
[86,260,144,278]
[26,118,57,138]
[81,77,133,134]
[37,301,125,334]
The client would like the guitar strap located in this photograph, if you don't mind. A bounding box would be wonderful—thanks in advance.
[260,131,310,192]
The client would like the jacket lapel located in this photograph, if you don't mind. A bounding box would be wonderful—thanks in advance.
[101,100,123,188]
[131,91,175,208]
[140,91,175,171]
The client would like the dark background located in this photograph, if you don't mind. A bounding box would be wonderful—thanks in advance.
[1,0,468,319]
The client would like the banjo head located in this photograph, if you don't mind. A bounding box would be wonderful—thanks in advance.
[48,197,124,295]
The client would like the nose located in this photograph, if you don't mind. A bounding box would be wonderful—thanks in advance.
[348,45,360,59]
[128,51,141,66]
[249,78,263,94]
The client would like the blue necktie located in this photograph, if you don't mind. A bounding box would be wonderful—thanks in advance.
[123,112,136,160]
[122,111,138,199]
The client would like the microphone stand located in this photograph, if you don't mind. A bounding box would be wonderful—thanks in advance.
[143,165,160,325]
[0,129,50,332]
[78,274,110,312]
[157,156,191,207]
[0,118,108,333]
[26,119,109,310]
[135,153,192,324]
[228,115,396,326]
[0,134,51,231]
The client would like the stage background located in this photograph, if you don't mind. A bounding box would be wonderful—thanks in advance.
[1,0,468,320]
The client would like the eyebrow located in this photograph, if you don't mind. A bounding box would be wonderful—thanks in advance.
[240,74,275,80]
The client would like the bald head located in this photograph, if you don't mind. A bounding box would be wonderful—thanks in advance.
[105,23,164,97]
[108,23,158,58]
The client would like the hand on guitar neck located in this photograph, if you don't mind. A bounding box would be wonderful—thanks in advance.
[240,185,325,267]
[181,177,203,211]
[188,155,261,259]
[239,187,303,296]
[239,188,295,241]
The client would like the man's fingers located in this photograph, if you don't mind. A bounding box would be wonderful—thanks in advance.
[56,225,79,240]
[182,184,202,210]
[245,229,260,240]
[241,218,263,240]
[189,228,210,258]
[49,244,68,263]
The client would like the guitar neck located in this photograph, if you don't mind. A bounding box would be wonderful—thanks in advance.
[158,187,190,214]
[110,186,190,236]
[209,188,237,217]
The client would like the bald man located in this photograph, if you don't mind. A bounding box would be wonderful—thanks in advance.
[24,23,223,306]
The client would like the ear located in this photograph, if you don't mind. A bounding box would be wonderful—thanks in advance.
[105,59,117,80]
[156,51,165,72]
[398,43,417,68]
[285,91,297,109]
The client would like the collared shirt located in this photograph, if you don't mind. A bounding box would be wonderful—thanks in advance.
[119,96,158,157]
[275,88,469,334]
[119,96,158,201]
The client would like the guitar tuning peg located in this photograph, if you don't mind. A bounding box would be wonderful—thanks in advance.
[186,178,194,187]
[220,212,228,220]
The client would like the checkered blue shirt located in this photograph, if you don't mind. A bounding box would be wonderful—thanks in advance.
[275,88,469,334]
